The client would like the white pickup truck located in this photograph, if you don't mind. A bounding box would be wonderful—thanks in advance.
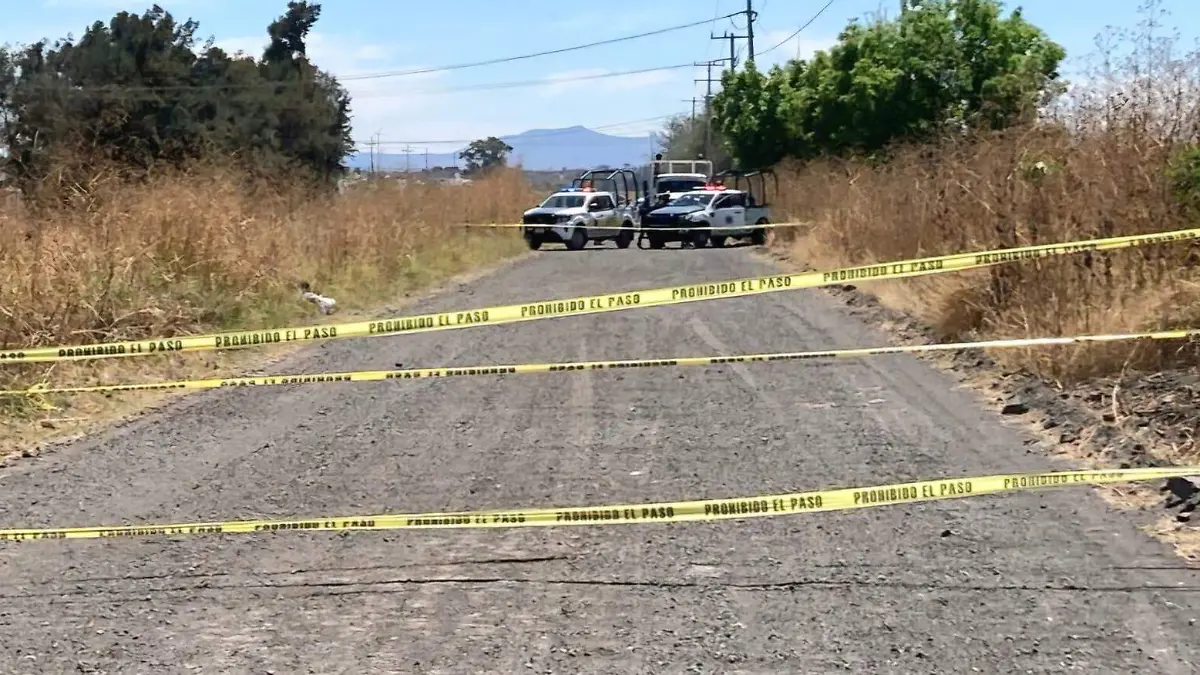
[640,183,770,249]
[521,168,645,251]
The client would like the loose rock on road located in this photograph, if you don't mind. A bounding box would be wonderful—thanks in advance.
[0,244,1197,674]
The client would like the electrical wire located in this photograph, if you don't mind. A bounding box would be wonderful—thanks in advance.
[341,13,742,82]
[755,0,837,57]
[18,62,695,100]
[9,13,739,94]
[350,63,694,99]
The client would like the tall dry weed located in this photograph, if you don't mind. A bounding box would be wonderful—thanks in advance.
[774,3,1200,382]
[0,165,534,408]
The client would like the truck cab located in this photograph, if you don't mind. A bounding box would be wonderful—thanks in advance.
[649,157,713,201]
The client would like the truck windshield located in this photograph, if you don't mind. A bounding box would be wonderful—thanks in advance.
[656,178,706,194]
[540,194,586,209]
[668,193,715,207]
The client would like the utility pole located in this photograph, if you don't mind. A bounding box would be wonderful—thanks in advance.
[711,31,746,71]
[680,97,698,123]
[402,144,413,173]
[745,0,756,64]
[368,130,381,176]
[711,0,755,71]
[695,58,731,161]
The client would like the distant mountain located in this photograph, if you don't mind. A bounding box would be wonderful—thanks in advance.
[347,125,663,172]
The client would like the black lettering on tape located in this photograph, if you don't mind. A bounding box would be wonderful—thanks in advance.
[938,481,973,497]
[58,344,128,358]
[520,299,588,318]
[369,317,435,335]
[340,519,377,528]
[671,282,738,302]
[703,499,770,517]
[454,310,489,325]
[790,495,823,510]
[822,265,890,283]
[303,326,337,340]
[756,275,792,290]
[252,520,326,532]
[490,513,526,524]
[405,516,472,527]
[1003,474,1072,490]
[556,509,623,523]
[213,332,282,349]
[606,293,640,308]
[852,485,920,505]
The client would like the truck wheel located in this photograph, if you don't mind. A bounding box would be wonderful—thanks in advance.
[689,227,709,249]
[710,235,727,248]
[615,226,634,249]
[524,233,543,250]
[566,227,588,251]
[648,234,665,250]
[750,219,769,246]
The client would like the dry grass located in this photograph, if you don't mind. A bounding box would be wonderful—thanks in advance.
[771,36,1200,384]
[0,166,535,453]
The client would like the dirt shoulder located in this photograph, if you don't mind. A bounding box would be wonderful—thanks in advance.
[0,235,530,467]
[761,242,1200,559]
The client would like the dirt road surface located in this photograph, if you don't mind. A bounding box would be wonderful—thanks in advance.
[1,244,1198,674]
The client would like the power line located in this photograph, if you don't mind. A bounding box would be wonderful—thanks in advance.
[22,62,694,99]
[8,14,736,95]
[351,64,694,100]
[342,13,742,82]
[756,0,837,57]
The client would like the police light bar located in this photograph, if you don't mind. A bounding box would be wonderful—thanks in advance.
[700,183,727,190]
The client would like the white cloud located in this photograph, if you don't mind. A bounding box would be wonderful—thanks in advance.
[755,29,839,70]
[205,31,679,150]
[213,33,469,143]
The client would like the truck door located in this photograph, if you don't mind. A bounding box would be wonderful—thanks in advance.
[713,193,746,230]
[588,194,618,236]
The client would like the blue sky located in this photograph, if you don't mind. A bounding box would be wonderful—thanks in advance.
[4,0,1200,156]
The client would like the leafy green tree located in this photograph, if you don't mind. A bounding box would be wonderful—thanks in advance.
[659,111,732,170]
[712,0,1066,165]
[259,2,352,179]
[712,66,791,168]
[0,2,353,197]
[459,136,513,174]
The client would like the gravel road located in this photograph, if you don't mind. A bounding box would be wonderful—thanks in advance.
[1,243,1198,674]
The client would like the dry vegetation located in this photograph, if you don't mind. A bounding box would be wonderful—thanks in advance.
[772,29,1200,385]
[0,167,534,453]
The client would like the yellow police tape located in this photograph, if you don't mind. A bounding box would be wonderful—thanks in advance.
[462,221,809,231]
[1,466,1193,541]
[2,227,1196,364]
[3,328,1194,397]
